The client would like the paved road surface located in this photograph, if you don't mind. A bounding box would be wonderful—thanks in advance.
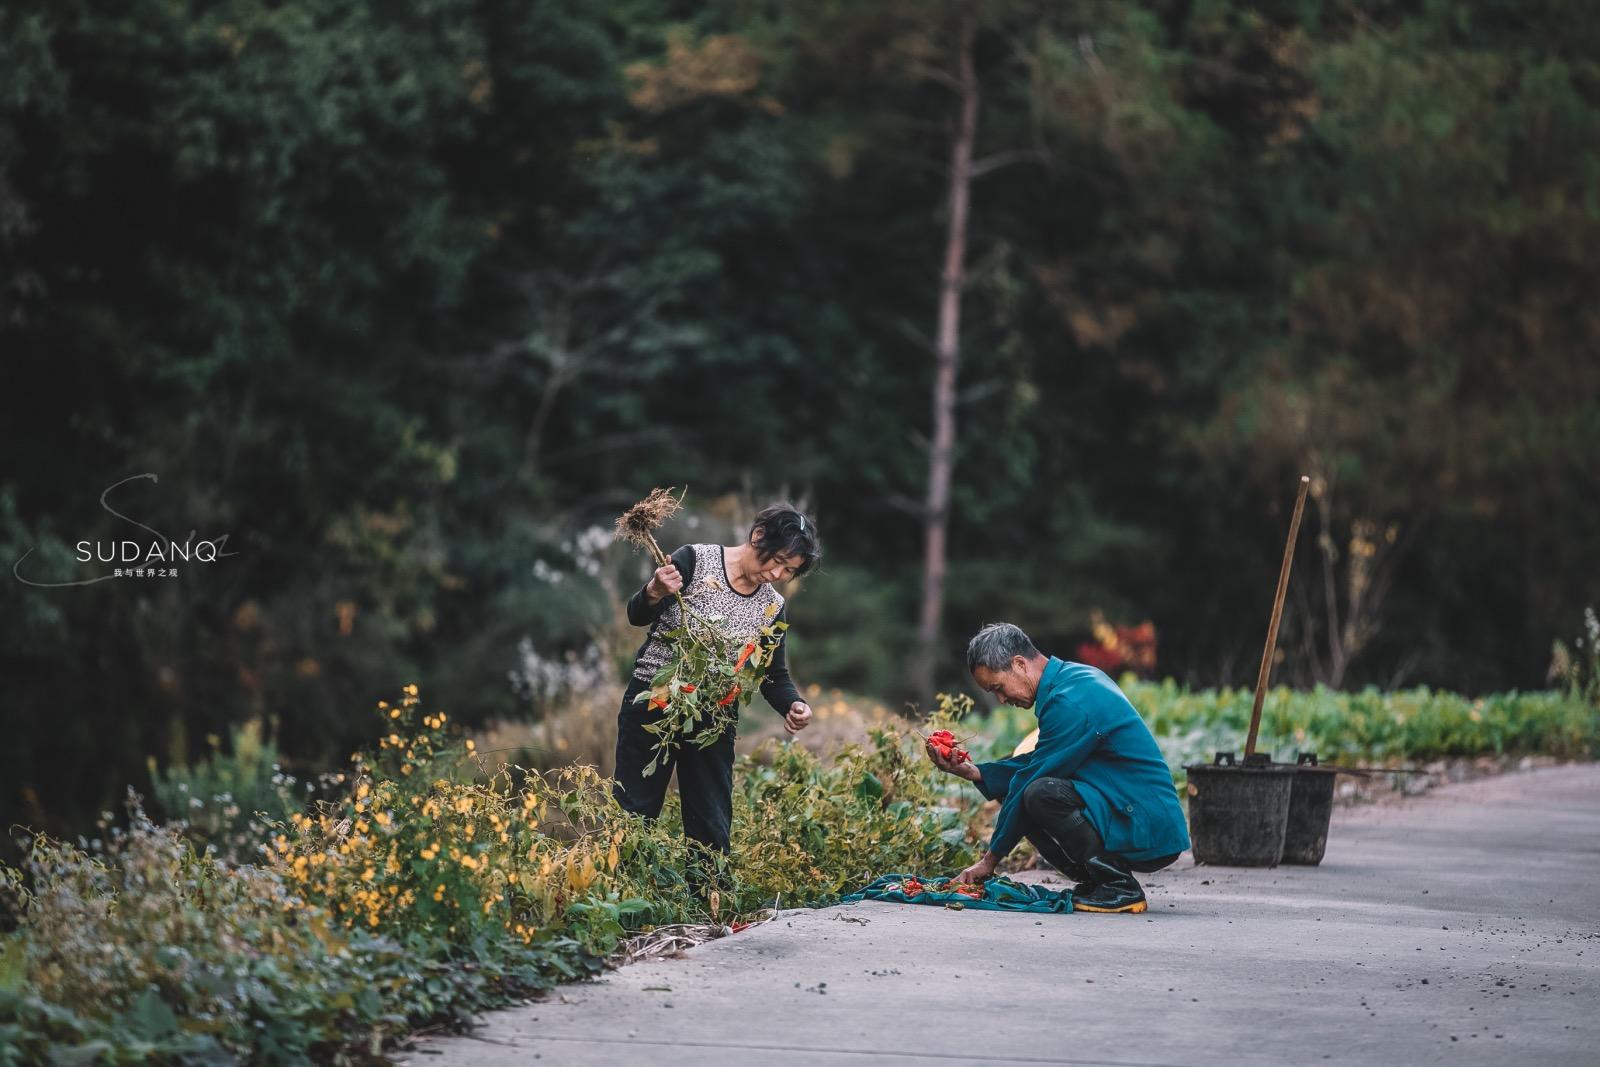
[405,763,1599,1066]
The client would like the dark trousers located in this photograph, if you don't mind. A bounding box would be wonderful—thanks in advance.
[1020,777,1180,883]
[612,676,736,854]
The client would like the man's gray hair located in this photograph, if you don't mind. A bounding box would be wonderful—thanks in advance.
[966,622,1041,673]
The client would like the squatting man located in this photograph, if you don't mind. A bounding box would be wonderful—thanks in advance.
[926,622,1190,913]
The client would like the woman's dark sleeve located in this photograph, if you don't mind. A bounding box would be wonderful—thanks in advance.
[759,606,804,715]
[626,545,697,627]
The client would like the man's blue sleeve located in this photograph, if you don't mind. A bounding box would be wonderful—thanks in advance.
[986,700,1101,859]
[973,755,1032,802]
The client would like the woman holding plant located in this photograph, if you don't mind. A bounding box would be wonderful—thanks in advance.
[613,497,821,858]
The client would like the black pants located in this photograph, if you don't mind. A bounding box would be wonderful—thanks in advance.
[612,676,736,854]
[1019,777,1180,883]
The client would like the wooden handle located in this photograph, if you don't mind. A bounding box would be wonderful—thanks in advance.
[1246,475,1311,758]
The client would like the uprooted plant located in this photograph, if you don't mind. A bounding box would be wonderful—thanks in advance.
[613,488,787,776]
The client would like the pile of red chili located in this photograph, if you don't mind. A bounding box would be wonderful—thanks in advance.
[894,877,984,899]
[927,729,970,764]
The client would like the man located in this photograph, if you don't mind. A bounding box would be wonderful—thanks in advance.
[926,622,1190,913]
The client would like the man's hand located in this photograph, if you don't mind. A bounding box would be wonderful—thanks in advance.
[645,562,683,603]
[955,851,998,886]
[925,739,981,782]
[784,701,812,735]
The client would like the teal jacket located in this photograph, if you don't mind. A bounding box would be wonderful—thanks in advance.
[976,657,1190,863]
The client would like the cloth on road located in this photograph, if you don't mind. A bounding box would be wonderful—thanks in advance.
[840,873,1074,913]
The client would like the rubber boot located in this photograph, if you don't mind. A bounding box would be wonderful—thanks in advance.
[1072,852,1148,914]
[1021,781,1149,911]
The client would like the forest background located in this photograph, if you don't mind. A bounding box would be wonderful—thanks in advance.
[2,0,1597,842]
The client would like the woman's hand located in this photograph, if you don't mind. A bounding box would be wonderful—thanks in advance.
[645,562,683,603]
[783,701,813,735]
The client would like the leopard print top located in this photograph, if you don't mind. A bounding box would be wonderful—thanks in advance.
[630,543,786,685]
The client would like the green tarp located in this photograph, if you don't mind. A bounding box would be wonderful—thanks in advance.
[840,873,1073,913]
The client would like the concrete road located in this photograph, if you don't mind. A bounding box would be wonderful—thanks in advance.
[404,763,1600,1067]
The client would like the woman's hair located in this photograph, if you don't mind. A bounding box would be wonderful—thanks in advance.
[748,503,821,576]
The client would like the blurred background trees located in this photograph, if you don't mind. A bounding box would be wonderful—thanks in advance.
[3,0,1597,840]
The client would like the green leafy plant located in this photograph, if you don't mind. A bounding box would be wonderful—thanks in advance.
[0,681,985,1062]
[633,605,788,776]
[0,798,528,1064]
[612,488,788,775]
[964,678,1600,778]
[147,717,314,862]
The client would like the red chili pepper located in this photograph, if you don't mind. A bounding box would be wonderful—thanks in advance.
[681,684,696,693]
[649,697,668,711]
[928,730,969,762]
[734,643,757,670]
[718,685,740,706]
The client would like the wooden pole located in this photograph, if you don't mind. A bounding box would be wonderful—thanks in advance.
[1246,475,1311,758]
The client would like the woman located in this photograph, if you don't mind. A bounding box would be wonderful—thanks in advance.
[614,503,821,856]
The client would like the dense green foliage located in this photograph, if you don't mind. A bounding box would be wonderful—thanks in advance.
[975,679,1600,772]
[3,674,1590,1059]
[147,717,316,863]
[0,687,976,1063]
[2,1,1597,841]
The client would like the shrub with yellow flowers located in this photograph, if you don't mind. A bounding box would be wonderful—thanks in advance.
[0,681,984,1062]
[270,684,713,961]
[0,796,484,1062]
[5,668,1592,1063]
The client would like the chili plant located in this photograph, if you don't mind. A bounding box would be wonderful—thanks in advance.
[614,488,788,776]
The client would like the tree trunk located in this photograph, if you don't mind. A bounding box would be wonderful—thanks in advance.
[910,18,978,706]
